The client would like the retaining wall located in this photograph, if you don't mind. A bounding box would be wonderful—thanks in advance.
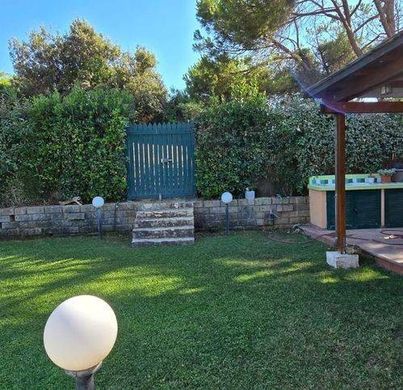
[0,196,309,238]
[194,196,309,231]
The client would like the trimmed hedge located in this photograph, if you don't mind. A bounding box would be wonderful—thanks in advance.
[0,87,132,206]
[1,91,401,206]
[195,94,403,198]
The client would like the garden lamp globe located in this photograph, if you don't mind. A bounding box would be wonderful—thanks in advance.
[221,192,233,204]
[43,295,118,390]
[221,192,233,234]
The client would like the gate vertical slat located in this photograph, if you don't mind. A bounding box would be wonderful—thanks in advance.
[190,123,196,194]
[144,135,150,196]
[133,133,139,197]
[156,124,163,197]
[126,132,134,199]
[172,127,178,193]
[165,124,170,197]
[151,129,157,197]
[162,124,169,197]
[168,123,173,196]
[185,133,190,195]
[138,135,144,197]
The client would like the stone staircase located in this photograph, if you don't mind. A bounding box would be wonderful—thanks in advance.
[132,200,195,246]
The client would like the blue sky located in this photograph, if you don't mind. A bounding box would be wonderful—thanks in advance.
[0,0,201,90]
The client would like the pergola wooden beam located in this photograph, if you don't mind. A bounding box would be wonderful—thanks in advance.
[321,101,403,114]
[331,55,403,102]
[306,31,403,255]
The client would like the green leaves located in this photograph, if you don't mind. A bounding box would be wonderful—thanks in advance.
[195,94,403,198]
[9,19,167,123]
[195,95,269,198]
[0,87,132,206]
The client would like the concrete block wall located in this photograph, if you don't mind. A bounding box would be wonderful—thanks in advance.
[194,196,309,231]
[0,196,309,238]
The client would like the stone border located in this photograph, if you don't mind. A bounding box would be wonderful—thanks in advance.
[0,196,309,238]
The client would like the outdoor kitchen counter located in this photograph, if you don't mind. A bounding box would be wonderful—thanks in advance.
[308,174,403,229]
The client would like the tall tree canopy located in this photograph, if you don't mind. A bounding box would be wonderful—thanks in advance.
[185,54,296,101]
[195,0,402,84]
[9,19,167,122]
[0,72,11,89]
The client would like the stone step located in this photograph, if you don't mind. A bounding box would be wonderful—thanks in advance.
[132,237,195,247]
[139,200,194,211]
[132,226,194,239]
[134,216,194,229]
[136,208,193,219]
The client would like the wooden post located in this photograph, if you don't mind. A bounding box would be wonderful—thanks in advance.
[335,113,346,253]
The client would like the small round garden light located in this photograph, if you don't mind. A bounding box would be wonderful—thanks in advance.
[92,196,105,239]
[221,191,233,234]
[43,295,118,390]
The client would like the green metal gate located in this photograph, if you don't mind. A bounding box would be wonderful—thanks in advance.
[126,122,196,200]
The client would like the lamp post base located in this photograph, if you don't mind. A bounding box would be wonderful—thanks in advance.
[65,363,102,390]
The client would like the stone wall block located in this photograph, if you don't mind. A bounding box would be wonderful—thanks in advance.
[255,198,271,205]
[0,216,11,223]
[80,204,95,212]
[295,196,307,204]
[63,205,81,213]
[23,227,42,236]
[45,205,63,214]
[64,213,85,220]
[276,204,294,212]
[205,200,221,208]
[14,207,27,215]
[26,206,45,214]
[0,207,14,216]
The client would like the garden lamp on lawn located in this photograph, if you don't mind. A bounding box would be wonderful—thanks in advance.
[92,196,105,239]
[43,295,118,390]
[221,192,233,234]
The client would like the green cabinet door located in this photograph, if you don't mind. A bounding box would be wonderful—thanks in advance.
[385,189,403,228]
[327,190,381,230]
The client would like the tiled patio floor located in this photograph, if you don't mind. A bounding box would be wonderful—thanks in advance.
[300,224,403,275]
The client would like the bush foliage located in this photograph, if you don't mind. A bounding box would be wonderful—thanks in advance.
[0,87,132,206]
[1,90,401,206]
[196,94,403,198]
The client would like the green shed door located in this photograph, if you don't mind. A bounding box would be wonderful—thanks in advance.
[327,191,355,230]
[327,190,381,230]
[385,189,403,228]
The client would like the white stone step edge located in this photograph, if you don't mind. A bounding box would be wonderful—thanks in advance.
[136,208,194,216]
[132,237,195,244]
[132,226,194,232]
[134,216,194,223]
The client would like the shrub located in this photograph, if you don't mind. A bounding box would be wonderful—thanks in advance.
[0,87,132,206]
[268,95,403,194]
[0,90,32,206]
[195,94,403,198]
[195,95,271,198]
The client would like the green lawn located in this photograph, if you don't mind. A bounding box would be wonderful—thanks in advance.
[0,232,401,389]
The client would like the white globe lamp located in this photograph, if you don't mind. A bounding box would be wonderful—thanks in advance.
[91,196,104,208]
[220,192,233,234]
[44,295,118,389]
[221,192,233,204]
[92,197,105,238]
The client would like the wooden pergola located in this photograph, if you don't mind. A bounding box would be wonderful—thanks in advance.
[307,31,403,254]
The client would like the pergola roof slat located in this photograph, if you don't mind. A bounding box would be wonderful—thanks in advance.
[307,31,403,103]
